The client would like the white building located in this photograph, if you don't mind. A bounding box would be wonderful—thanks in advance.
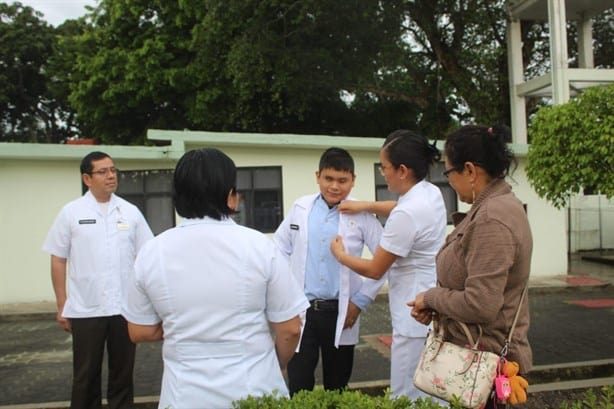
[0,130,567,304]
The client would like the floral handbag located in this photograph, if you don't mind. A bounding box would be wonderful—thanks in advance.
[413,320,499,408]
[413,285,528,409]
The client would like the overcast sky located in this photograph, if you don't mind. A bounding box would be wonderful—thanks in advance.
[18,0,97,26]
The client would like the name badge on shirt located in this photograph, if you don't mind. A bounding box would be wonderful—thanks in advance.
[78,219,96,224]
[290,224,299,230]
[117,222,130,230]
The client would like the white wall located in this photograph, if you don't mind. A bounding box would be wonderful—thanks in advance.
[512,158,568,276]
[0,159,82,304]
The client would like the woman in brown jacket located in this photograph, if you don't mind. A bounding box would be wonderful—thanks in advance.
[409,124,533,408]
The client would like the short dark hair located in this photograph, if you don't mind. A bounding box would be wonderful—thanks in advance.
[173,148,237,220]
[444,124,516,178]
[319,147,355,174]
[381,129,440,181]
[80,151,111,174]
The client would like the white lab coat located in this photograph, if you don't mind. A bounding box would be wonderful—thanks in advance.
[43,191,153,318]
[274,194,385,347]
[123,217,309,409]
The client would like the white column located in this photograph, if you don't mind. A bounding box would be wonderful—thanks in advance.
[507,19,527,144]
[548,0,569,104]
[577,13,594,69]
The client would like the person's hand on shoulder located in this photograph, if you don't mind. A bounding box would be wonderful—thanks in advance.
[338,201,369,214]
[339,200,396,217]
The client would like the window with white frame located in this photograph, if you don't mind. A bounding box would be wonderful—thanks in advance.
[235,167,283,233]
[374,162,457,224]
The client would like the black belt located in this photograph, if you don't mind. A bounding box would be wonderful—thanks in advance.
[309,299,338,312]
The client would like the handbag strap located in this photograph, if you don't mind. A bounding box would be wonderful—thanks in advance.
[500,283,529,356]
[434,318,481,348]
[458,321,481,348]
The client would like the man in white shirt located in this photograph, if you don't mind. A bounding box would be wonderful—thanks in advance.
[43,151,153,409]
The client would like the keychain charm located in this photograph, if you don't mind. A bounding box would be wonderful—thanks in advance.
[495,358,512,400]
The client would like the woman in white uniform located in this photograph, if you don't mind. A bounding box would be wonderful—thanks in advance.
[330,129,447,401]
[122,148,309,409]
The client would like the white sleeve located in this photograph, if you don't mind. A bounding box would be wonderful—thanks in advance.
[380,207,417,257]
[273,204,296,257]
[363,212,384,255]
[42,207,71,258]
[265,245,309,323]
[122,240,161,325]
[133,208,154,251]
[358,212,388,300]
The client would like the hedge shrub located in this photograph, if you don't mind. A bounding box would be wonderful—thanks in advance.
[232,388,453,409]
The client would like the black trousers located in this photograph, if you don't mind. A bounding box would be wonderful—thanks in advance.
[287,307,354,395]
[70,315,135,409]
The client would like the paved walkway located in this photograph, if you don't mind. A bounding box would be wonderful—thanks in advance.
[1,253,613,408]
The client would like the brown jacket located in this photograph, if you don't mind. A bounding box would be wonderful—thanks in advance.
[423,178,533,373]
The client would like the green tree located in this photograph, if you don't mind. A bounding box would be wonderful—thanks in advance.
[65,0,196,144]
[0,2,54,142]
[397,1,510,128]
[8,0,613,144]
[67,0,569,144]
[526,84,614,209]
[43,18,92,142]
[67,0,407,144]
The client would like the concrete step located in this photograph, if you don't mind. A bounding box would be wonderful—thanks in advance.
[529,377,614,393]
[527,359,614,384]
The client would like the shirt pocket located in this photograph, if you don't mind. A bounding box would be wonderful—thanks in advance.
[117,222,136,271]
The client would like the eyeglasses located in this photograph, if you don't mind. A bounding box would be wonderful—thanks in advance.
[89,167,118,176]
[442,167,460,178]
